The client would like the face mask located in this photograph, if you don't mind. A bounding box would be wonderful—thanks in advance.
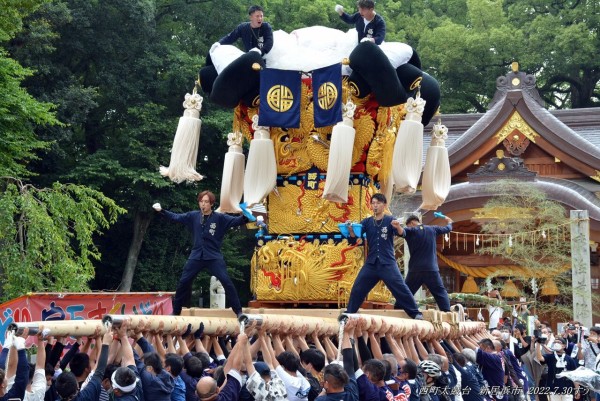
[552,343,563,351]
[502,333,510,340]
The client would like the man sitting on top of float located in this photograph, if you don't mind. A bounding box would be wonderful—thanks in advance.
[335,0,386,45]
[216,5,274,56]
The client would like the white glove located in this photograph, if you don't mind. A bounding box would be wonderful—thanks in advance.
[3,331,14,348]
[13,336,26,350]
[335,4,344,14]
[249,47,261,54]
[152,203,162,212]
[360,37,374,43]
[210,42,220,53]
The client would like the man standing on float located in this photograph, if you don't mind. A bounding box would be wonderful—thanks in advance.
[399,214,453,312]
[153,191,254,317]
[345,193,423,319]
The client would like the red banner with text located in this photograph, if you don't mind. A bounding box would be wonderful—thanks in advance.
[0,292,173,345]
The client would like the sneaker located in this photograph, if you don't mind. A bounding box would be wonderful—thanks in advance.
[413,313,424,320]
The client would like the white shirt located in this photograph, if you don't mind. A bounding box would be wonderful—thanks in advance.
[275,366,311,401]
[488,305,502,329]
[8,368,46,401]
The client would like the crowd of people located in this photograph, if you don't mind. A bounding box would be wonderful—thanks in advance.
[1,316,598,401]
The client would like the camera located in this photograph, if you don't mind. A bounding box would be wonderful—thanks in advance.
[533,329,541,338]
[536,336,547,345]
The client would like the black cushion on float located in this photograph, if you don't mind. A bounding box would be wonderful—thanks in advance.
[241,79,260,108]
[420,72,440,126]
[199,65,218,95]
[348,71,371,99]
[349,42,406,107]
[210,52,265,109]
[407,48,421,69]
[396,63,441,126]
[396,63,423,91]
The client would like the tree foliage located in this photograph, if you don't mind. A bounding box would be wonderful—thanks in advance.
[0,178,125,301]
[0,0,125,300]
[476,180,598,321]
[0,0,58,178]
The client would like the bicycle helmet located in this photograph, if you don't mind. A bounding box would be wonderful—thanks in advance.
[418,360,441,378]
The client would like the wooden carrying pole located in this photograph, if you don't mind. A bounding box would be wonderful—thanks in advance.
[239,314,338,333]
[7,312,486,340]
[102,314,240,335]
[8,320,109,337]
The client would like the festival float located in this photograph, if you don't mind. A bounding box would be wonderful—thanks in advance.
[2,26,458,343]
[191,26,450,308]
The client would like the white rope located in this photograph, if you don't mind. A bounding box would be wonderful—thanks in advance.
[336,319,346,361]
[451,304,465,322]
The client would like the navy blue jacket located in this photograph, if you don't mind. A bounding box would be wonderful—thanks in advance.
[135,338,174,401]
[339,12,386,44]
[451,362,484,401]
[357,215,401,265]
[0,348,30,401]
[180,353,200,401]
[542,352,577,392]
[162,210,247,261]
[115,365,144,401]
[219,22,274,55]
[402,224,451,271]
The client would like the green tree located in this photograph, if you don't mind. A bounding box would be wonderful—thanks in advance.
[476,180,598,321]
[0,178,125,301]
[0,0,126,300]
[0,0,57,178]
[11,0,200,292]
[406,0,598,112]
[506,0,600,108]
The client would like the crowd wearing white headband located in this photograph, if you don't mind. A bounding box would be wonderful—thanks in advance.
[111,370,139,393]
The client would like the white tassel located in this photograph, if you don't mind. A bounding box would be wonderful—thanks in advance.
[379,174,394,208]
[217,132,245,213]
[392,95,425,193]
[244,115,277,206]
[159,92,204,183]
[322,100,356,203]
[420,122,450,210]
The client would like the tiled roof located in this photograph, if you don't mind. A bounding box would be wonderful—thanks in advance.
[423,106,600,158]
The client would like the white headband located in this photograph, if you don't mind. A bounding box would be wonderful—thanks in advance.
[111,370,138,393]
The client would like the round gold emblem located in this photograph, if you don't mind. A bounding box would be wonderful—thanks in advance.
[266,85,294,112]
[317,82,338,110]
